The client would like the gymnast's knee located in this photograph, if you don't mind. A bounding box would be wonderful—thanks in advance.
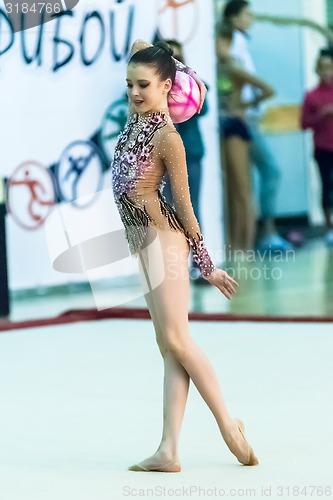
[163,330,189,358]
[155,334,167,357]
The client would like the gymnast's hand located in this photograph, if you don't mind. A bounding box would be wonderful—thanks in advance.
[204,268,239,300]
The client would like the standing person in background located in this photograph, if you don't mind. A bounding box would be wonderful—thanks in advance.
[162,39,210,283]
[216,22,275,252]
[223,0,293,252]
[301,51,333,246]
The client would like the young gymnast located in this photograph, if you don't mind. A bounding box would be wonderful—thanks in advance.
[111,38,259,472]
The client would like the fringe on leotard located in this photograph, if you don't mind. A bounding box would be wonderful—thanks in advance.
[118,192,153,257]
[118,190,195,258]
[157,190,185,232]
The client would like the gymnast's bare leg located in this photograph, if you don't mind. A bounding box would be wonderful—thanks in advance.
[130,226,257,471]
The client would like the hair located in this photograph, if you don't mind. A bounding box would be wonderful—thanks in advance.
[164,39,185,63]
[319,47,333,59]
[128,41,176,83]
[316,48,333,70]
[223,0,250,21]
[216,21,234,41]
[164,39,182,50]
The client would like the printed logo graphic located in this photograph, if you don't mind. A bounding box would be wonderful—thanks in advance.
[6,161,55,230]
[4,0,80,33]
[55,140,104,208]
[100,98,129,162]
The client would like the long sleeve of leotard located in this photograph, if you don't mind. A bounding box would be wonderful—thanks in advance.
[162,130,216,278]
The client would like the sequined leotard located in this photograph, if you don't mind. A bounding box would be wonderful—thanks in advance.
[111,107,216,278]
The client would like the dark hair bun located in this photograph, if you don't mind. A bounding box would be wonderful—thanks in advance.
[154,40,174,57]
[129,40,176,83]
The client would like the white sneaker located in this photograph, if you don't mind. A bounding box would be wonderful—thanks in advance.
[326,229,333,247]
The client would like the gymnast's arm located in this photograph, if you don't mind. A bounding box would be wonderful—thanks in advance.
[161,130,239,297]
[161,130,216,278]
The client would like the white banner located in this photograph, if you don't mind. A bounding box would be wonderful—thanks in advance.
[0,0,223,291]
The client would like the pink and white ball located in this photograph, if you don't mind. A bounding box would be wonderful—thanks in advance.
[167,71,201,123]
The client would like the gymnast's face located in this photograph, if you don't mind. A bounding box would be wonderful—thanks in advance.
[126,63,172,113]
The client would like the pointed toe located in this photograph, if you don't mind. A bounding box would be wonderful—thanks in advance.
[226,417,259,466]
[246,447,259,466]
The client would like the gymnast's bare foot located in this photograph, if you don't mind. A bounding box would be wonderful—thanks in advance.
[221,418,259,466]
[128,450,181,472]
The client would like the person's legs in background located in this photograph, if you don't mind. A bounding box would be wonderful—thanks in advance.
[314,149,333,246]
[246,117,293,251]
[223,135,255,251]
[220,116,255,252]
